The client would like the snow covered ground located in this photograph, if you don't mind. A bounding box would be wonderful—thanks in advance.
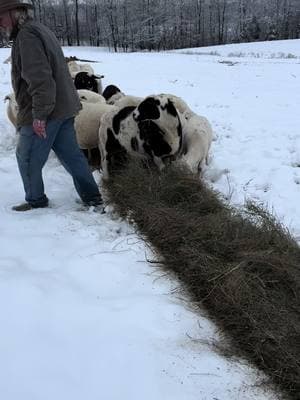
[1,39,299,400]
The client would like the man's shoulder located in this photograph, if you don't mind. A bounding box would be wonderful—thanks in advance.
[19,20,51,39]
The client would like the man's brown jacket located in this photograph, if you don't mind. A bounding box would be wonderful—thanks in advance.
[11,19,81,126]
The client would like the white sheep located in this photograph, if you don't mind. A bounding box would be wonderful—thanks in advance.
[155,93,213,174]
[68,60,104,94]
[75,101,117,151]
[74,71,103,94]
[77,89,106,104]
[180,111,213,174]
[102,85,142,107]
[67,60,94,79]
[112,95,143,109]
[102,84,124,104]
[3,55,11,64]
[4,92,18,128]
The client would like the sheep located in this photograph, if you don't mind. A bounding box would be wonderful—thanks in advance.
[102,85,213,175]
[132,95,183,167]
[112,95,143,109]
[152,94,213,174]
[3,55,11,64]
[103,85,191,112]
[102,84,125,104]
[180,112,213,174]
[4,92,18,128]
[160,93,192,115]
[77,89,106,104]
[102,84,143,108]
[67,59,104,94]
[75,101,117,168]
[67,60,95,79]
[74,71,104,94]
[99,95,183,178]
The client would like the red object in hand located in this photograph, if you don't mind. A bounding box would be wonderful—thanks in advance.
[33,119,47,138]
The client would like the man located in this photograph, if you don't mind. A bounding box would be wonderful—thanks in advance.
[0,0,103,211]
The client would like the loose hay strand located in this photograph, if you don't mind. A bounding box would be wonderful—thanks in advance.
[103,160,300,400]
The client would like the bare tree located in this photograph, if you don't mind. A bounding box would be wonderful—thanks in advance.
[62,0,72,45]
[75,0,80,46]
[16,0,298,52]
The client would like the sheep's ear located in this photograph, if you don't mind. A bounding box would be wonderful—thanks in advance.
[165,99,178,117]
[94,74,104,79]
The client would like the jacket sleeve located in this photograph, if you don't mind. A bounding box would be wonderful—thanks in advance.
[18,29,56,121]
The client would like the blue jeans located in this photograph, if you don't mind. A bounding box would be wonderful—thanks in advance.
[16,117,102,207]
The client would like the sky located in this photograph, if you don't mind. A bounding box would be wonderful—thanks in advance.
[0,39,299,400]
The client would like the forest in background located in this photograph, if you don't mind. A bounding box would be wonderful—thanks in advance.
[1,0,300,50]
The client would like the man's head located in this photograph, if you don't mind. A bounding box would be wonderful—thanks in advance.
[0,0,33,40]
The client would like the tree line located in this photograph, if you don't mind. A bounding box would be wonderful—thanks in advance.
[2,0,300,50]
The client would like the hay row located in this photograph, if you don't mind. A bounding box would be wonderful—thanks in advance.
[103,161,300,400]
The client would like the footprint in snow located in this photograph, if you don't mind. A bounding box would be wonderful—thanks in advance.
[293,176,300,185]
[255,183,271,193]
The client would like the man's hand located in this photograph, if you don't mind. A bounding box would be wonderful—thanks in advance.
[33,119,47,138]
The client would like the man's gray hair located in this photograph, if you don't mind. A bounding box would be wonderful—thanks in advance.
[14,6,34,26]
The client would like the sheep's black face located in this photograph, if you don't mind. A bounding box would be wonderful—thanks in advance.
[163,99,177,117]
[105,128,129,173]
[138,120,172,157]
[102,84,121,101]
[74,72,98,93]
[112,106,136,135]
[134,97,161,121]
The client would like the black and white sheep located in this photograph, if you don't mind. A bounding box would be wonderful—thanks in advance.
[150,93,213,174]
[99,95,183,178]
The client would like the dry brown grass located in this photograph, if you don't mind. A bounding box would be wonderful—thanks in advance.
[103,161,300,400]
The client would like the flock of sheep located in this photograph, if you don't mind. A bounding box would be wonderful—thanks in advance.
[4,57,213,178]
